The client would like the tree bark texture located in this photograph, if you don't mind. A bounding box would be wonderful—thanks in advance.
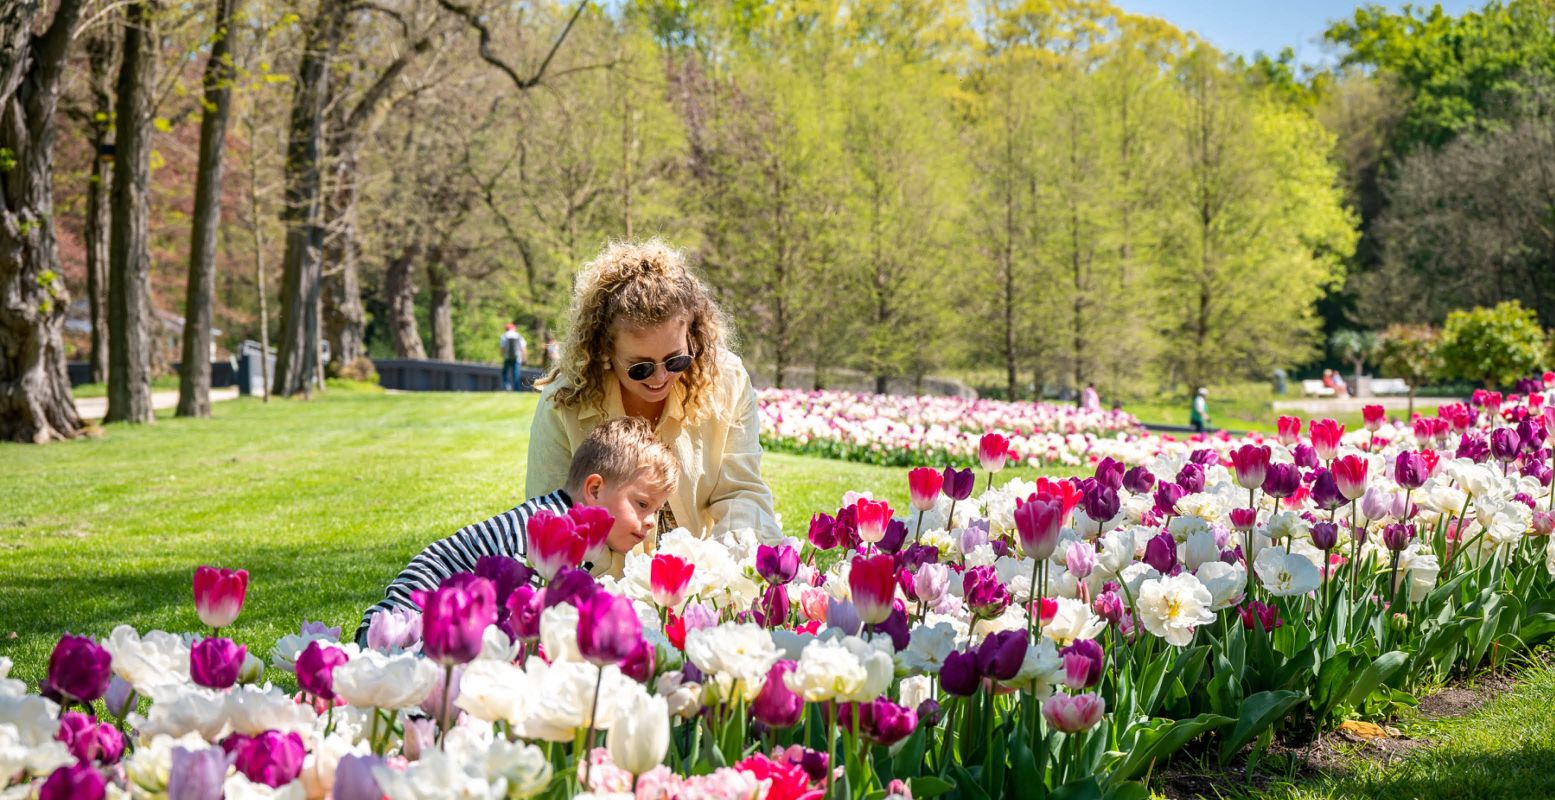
[386,239,426,360]
[84,21,116,385]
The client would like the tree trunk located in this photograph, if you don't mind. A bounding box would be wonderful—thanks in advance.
[273,0,350,397]
[0,0,88,442]
[321,146,365,372]
[386,240,425,359]
[177,0,241,418]
[85,22,116,385]
[427,248,454,362]
[105,0,159,425]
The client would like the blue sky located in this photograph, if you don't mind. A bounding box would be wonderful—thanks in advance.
[1112,1,1484,64]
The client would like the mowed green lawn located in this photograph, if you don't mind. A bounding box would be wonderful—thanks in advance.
[0,387,1068,685]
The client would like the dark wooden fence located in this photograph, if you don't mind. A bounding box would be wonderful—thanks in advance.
[373,359,542,392]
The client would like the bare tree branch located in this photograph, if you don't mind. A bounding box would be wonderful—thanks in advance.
[434,0,588,92]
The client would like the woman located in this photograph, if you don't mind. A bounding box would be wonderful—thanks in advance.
[526,239,781,549]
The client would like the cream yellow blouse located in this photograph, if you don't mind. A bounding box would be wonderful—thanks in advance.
[524,349,782,550]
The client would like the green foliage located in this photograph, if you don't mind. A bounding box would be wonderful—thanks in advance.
[1437,301,1547,388]
[1375,323,1442,384]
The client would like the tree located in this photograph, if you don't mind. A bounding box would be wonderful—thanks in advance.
[1437,300,1547,389]
[1375,323,1440,418]
[0,0,88,443]
[81,18,117,386]
[1328,328,1377,391]
[177,0,243,418]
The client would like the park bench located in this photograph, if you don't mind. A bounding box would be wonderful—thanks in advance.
[1371,378,1411,396]
[1301,379,1336,398]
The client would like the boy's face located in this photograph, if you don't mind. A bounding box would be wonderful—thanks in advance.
[580,472,673,553]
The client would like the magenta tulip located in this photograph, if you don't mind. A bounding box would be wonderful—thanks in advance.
[190,637,247,690]
[193,566,249,630]
[1060,639,1104,690]
[234,731,306,788]
[39,763,105,800]
[55,711,123,765]
[576,591,644,666]
[295,641,349,701]
[752,660,804,728]
[1363,405,1386,432]
[1230,444,1271,490]
[525,510,586,581]
[848,554,897,625]
[47,634,111,705]
[756,545,800,585]
[1276,415,1301,446]
[421,574,497,666]
[568,505,614,565]
[1013,496,1062,560]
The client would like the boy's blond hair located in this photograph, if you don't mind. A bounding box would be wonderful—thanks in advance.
[565,416,679,496]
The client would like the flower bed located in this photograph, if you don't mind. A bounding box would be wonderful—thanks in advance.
[6,391,1555,799]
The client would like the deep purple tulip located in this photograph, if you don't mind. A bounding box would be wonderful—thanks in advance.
[295,641,350,701]
[962,566,1011,620]
[1143,531,1178,574]
[1154,482,1187,517]
[808,513,840,551]
[542,567,599,610]
[877,519,910,553]
[1525,461,1553,487]
[1382,522,1412,552]
[1517,419,1540,452]
[939,649,982,696]
[474,556,533,608]
[756,545,800,585]
[1394,451,1429,489]
[1491,428,1521,462]
[1310,469,1345,511]
[942,467,975,501]
[1261,462,1301,499]
[39,762,105,800]
[868,602,910,652]
[167,746,227,800]
[755,584,791,628]
[752,660,804,728]
[1456,433,1491,463]
[576,591,644,666]
[975,629,1028,681]
[47,634,112,705]
[619,638,655,683]
[1122,466,1156,495]
[1060,639,1104,689]
[1094,457,1124,491]
[234,731,306,788]
[1175,462,1206,494]
[190,637,246,690]
[1081,483,1120,523]
[422,574,497,666]
[900,544,940,571]
[917,698,945,727]
[331,754,386,800]
[1310,521,1340,551]
[1291,443,1319,469]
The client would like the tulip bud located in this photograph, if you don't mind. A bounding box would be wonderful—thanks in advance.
[47,634,112,705]
[192,566,249,631]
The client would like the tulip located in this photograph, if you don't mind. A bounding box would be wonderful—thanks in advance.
[1229,507,1257,531]
[167,747,226,800]
[1060,639,1104,689]
[752,661,804,728]
[1121,465,1155,495]
[104,675,136,719]
[1238,601,1282,633]
[1457,432,1490,463]
[422,574,497,666]
[1332,455,1369,501]
[568,505,615,565]
[1310,521,1339,551]
[979,432,1010,474]
[330,754,386,800]
[234,730,306,788]
[1094,457,1124,491]
[870,603,911,651]
[649,553,696,609]
[756,584,791,628]
[755,545,799,585]
[1042,693,1105,733]
[1093,590,1124,625]
[1175,462,1205,494]
[808,513,840,551]
[827,598,863,635]
[849,554,898,625]
[908,467,943,511]
[1014,496,1062,560]
[620,638,656,683]
[526,510,586,581]
[1080,483,1119,527]
[1394,451,1428,489]
[193,566,249,631]
[47,634,111,705]
[366,607,422,651]
[846,697,917,746]
[1261,463,1301,499]
[942,467,975,501]
[962,565,1011,620]
[1533,511,1555,537]
[1363,405,1386,432]
[1292,442,1320,469]
[1310,419,1344,462]
[976,629,1027,681]
[1066,541,1096,580]
[608,691,671,776]
[55,711,123,765]
[854,498,893,544]
[295,640,349,701]
[577,591,644,666]
[543,567,599,610]
[1491,427,1521,463]
[913,563,950,608]
[1230,444,1271,490]
[1154,482,1186,517]
[1310,469,1345,511]
[1276,415,1302,446]
[939,649,982,696]
[473,556,533,608]
[506,586,543,642]
[189,637,247,690]
[1382,522,1412,552]
[1143,531,1178,574]
[39,763,105,800]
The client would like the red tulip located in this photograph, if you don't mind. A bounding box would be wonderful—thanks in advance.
[525,510,586,581]
[650,554,696,609]
[1363,405,1386,432]
[979,432,1010,473]
[1275,415,1302,447]
[1310,419,1344,462]
[848,554,897,625]
[854,498,893,545]
[1331,454,1369,501]
[193,566,248,630]
[907,467,943,512]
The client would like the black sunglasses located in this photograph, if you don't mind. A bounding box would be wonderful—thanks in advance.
[622,353,694,382]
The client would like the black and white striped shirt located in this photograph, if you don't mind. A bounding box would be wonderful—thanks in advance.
[356,490,572,644]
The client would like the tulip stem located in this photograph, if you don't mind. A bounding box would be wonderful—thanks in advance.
[437,664,454,748]
[1247,488,1257,601]
[937,698,958,773]
[581,665,606,789]
[914,509,924,546]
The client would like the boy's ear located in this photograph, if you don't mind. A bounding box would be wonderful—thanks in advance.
[581,473,605,504]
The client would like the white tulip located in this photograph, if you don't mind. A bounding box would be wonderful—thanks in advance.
[103,625,191,694]
[456,659,530,724]
[226,683,317,736]
[333,650,440,710]
[1253,548,1321,598]
[607,691,669,775]
[1136,573,1216,647]
[130,685,229,741]
[539,604,581,664]
[1195,561,1246,611]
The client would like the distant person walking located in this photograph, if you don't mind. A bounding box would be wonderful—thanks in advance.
[500,323,527,391]
[1081,382,1101,412]
[1190,387,1209,433]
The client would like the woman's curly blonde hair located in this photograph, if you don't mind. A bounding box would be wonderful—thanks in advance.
[538,239,729,420]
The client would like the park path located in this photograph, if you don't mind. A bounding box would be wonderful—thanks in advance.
[73,386,240,422]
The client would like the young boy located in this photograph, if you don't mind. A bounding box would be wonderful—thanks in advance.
[356,416,677,642]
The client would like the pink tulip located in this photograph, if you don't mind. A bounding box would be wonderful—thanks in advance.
[650,554,696,609]
[1229,444,1271,491]
[848,554,897,625]
[1275,416,1301,447]
[295,641,349,701]
[1310,419,1344,462]
[1363,405,1386,432]
[1013,496,1062,560]
[979,432,1010,473]
[193,566,248,630]
[907,467,943,512]
[233,731,306,788]
[1332,454,1369,501]
[854,498,893,544]
[799,589,830,622]
[568,505,614,565]
[1042,692,1105,733]
[525,510,586,581]
[421,574,497,666]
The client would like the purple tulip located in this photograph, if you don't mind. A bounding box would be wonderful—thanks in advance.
[1311,521,1339,551]
[912,563,950,607]
[1456,433,1491,463]
[975,629,1028,681]
[1525,461,1553,486]
[755,584,791,628]
[55,711,124,765]
[542,567,599,610]
[619,638,656,683]
[756,545,800,585]
[877,519,910,553]
[1394,451,1429,489]
[295,641,349,700]
[939,649,982,696]
[1154,482,1187,517]
[1093,590,1124,625]
[1122,466,1156,495]
[1094,457,1124,491]
[1292,443,1320,469]
[299,620,340,639]
[421,574,497,666]
[1060,639,1104,689]
[576,591,644,666]
[1014,497,1063,560]
[1310,469,1345,511]
[234,730,306,788]
[867,602,910,652]
[958,523,990,555]
[39,762,105,800]
[190,638,246,690]
[167,746,227,800]
[752,660,804,728]
[474,556,533,608]
[808,513,840,551]
[962,566,1011,620]
[506,585,544,642]
[1261,463,1301,499]
[1491,427,1521,462]
[1189,448,1218,465]
[826,598,863,635]
[1175,462,1206,494]
[331,754,386,800]
[417,663,463,724]
[1143,531,1178,574]
[849,697,917,746]
[1382,522,1412,552]
[942,467,975,501]
[365,608,421,651]
[917,698,945,727]
[1081,483,1120,523]
[47,634,112,704]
